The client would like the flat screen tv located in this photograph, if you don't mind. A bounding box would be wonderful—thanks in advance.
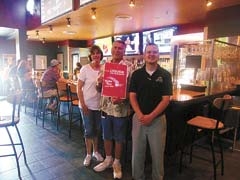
[114,33,140,55]
[94,37,113,56]
[41,0,73,23]
[185,55,202,69]
[142,27,176,53]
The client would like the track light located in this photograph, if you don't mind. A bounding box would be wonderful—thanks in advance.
[129,0,135,7]
[66,18,71,27]
[49,25,53,32]
[206,0,212,7]
[91,7,96,20]
[36,30,39,38]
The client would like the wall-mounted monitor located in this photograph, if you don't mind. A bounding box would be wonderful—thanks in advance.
[80,0,95,6]
[142,27,177,53]
[185,55,202,69]
[41,0,73,23]
[114,33,140,55]
[94,37,113,56]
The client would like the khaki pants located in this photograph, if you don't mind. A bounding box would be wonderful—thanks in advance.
[132,114,167,180]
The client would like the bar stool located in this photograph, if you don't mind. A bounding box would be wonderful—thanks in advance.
[56,81,72,129]
[67,83,82,138]
[0,92,27,178]
[35,80,58,129]
[179,96,232,180]
[220,95,240,151]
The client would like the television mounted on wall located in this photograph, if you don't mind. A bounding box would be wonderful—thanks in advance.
[94,37,113,56]
[185,55,202,69]
[142,27,177,53]
[41,0,73,23]
[114,33,140,55]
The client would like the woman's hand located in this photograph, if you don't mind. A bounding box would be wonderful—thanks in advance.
[82,104,89,115]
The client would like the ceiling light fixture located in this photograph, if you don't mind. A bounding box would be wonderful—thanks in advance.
[206,0,212,7]
[42,38,46,44]
[91,7,96,20]
[49,25,53,32]
[66,18,71,27]
[129,0,135,7]
[36,30,39,38]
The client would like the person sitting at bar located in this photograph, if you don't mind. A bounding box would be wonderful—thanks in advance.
[73,62,82,80]
[40,59,68,110]
[16,59,35,90]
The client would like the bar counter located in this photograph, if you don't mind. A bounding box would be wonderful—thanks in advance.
[165,87,239,155]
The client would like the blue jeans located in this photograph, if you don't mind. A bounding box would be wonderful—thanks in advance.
[132,113,167,180]
[80,108,101,138]
[101,115,128,143]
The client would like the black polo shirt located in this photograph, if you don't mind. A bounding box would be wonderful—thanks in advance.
[129,64,172,114]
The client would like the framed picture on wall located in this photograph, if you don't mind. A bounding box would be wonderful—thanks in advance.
[2,54,16,67]
[72,53,79,72]
[35,55,47,70]
[57,53,64,70]
[27,55,33,70]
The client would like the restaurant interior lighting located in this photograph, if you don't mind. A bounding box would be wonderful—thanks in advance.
[66,18,71,27]
[206,0,212,7]
[49,25,53,32]
[129,0,135,7]
[42,38,46,44]
[91,7,96,20]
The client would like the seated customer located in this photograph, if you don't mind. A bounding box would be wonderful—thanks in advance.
[73,62,82,80]
[17,59,35,90]
[41,59,68,109]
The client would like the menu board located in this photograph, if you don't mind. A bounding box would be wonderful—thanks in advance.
[41,0,73,23]
[80,0,95,6]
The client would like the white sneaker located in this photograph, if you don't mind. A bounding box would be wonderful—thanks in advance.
[92,152,104,162]
[83,155,92,166]
[113,162,122,179]
[93,158,113,172]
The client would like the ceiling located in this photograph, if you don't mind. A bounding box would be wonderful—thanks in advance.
[2,0,240,42]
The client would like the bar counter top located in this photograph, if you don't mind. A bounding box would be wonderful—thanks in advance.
[171,87,238,103]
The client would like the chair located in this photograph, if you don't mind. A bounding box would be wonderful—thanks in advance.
[17,76,37,115]
[35,80,58,129]
[0,92,27,178]
[56,81,72,129]
[67,83,81,138]
[179,96,232,180]
[220,95,240,151]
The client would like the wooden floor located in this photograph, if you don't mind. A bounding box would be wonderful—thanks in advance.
[0,100,240,180]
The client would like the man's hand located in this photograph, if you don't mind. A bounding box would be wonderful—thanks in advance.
[138,114,154,126]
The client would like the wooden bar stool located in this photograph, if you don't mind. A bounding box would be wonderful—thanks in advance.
[67,83,82,138]
[35,80,58,128]
[179,95,232,180]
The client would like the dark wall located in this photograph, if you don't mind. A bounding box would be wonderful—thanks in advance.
[0,38,15,54]
[0,0,59,68]
[0,0,26,28]
[25,41,58,67]
[207,5,240,39]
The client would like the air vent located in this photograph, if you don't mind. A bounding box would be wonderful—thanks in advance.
[115,14,132,21]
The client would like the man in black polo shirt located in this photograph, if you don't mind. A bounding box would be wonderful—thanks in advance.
[129,43,172,180]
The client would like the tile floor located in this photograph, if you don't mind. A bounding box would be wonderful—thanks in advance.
[0,100,240,180]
